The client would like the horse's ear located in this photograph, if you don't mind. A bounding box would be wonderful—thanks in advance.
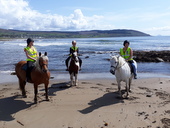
[39,52,41,56]
[44,52,47,56]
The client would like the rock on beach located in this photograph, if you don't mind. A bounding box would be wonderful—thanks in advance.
[134,50,170,62]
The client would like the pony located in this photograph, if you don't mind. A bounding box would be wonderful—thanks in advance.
[15,52,50,102]
[68,52,80,86]
[110,55,137,98]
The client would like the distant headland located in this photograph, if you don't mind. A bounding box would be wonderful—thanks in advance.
[0,28,150,39]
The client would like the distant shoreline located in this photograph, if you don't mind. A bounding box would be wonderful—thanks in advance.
[0,29,150,39]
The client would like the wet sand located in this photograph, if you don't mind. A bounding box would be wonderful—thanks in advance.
[0,74,170,128]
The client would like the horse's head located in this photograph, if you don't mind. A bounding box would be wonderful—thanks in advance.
[38,52,49,73]
[110,55,127,74]
[110,55,119,69]
[71,52,79,62]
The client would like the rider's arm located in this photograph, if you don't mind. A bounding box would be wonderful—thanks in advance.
[128,48,133,60]
[24,50,37,61]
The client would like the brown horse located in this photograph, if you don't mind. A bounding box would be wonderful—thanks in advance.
[68,52,80,86]
[15,52,50,102]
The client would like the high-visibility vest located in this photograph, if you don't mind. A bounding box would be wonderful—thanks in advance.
[24,46,38,61]
[120,47,133,61]
[69,46,78,56]
[71,46,78,51]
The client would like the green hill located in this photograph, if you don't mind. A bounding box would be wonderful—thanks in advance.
[0,28,150,39]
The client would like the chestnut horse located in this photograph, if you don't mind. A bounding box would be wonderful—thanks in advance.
[68,52,80,86]
[15,52,50,102]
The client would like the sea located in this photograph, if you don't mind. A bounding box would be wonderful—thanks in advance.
[1,36,170,83]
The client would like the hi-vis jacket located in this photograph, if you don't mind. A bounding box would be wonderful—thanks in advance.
[69,46,79,56]
[24,46,38,61]
[120,47,133,61]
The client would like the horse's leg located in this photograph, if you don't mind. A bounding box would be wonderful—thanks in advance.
[19,79,27,98]
[129,76,133,92]
[70,73,74,86]
[123,80,129,98]
[34,84,38,102]
[117,80,122,98]
[44,83,49,101]
[75,73,78,86]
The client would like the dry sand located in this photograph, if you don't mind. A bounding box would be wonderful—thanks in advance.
[0,77,170,128]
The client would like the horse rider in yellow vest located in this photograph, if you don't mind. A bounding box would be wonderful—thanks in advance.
[65,40,82,71]
[24,38,38,81]
[120,40,137,79]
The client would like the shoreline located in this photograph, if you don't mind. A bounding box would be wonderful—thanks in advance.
[1,72,170,84]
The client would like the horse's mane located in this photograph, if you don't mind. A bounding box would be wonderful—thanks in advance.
[118,56,126,67]
[35,54,49,71]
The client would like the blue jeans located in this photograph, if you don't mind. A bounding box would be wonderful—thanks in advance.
[131,62,137,76]
[128,60,137,76]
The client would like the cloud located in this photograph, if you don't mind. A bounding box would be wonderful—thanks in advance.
[0,0,105,31]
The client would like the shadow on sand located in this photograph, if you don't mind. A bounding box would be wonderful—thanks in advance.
[48,82,72,96]
[79,91,125,114]
[0,95,35,121]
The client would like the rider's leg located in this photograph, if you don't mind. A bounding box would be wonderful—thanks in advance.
[78,57,82,68]
[65,57,70,70]
[131,63,137,79]
[26,61,34,81]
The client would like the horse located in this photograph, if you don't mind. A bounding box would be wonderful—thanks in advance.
[15,52,50,102]
[110,55,137,98]
[68,52,80,86]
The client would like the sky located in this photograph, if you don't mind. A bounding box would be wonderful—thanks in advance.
[1,0,170,36]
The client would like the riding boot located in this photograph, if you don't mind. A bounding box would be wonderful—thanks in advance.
[26,71,31,82]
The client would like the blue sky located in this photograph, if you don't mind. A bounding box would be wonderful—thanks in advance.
[1,0,170,36]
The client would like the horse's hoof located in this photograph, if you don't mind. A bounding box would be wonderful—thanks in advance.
[34,98,37,103]
[122,94,129,99]
[46,98,50,101]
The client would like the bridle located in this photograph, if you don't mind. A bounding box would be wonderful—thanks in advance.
[110,56,126,71]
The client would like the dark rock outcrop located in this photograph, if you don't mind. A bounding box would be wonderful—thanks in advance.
[134,51,170,62]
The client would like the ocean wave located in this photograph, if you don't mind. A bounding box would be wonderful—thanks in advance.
[4,42,69,47]
[0,70,15,74]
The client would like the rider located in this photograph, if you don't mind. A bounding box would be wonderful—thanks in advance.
[65,40,82,71]
[120,40,137,79]
[24,38,38,81]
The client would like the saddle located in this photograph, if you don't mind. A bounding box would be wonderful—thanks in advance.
[22,63,36,71]
[22,62,36,82]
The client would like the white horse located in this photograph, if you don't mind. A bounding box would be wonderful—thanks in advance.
[68,52,80,86]
[110,55,137,98]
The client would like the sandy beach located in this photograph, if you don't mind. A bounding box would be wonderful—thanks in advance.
[0,75,170,128]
